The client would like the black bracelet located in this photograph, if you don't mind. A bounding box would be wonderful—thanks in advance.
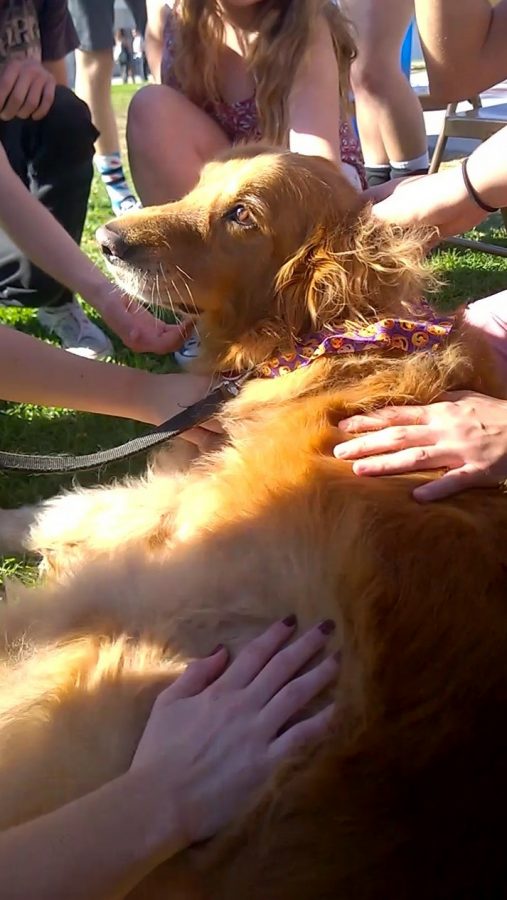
[461,157,498,214]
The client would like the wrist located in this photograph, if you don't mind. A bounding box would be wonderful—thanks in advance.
[465,150,503,212]
[77,271,116,313]
[123,367,162,425]
[123,767,189,864]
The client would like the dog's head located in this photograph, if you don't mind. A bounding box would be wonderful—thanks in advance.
[98,147,433,372]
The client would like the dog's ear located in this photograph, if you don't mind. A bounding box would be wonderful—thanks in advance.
[274,208,437,334]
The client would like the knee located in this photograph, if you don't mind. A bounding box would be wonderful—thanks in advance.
[351,52,399,97]
[128,85,171,127]
[37,86,98,167]
[127,85,171,153]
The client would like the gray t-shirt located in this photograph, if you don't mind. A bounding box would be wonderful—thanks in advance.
[0,0,78,64]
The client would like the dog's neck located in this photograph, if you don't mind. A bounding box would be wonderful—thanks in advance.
[201,302,456,382]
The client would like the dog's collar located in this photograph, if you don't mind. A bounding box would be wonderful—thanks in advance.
[255,314,456,378]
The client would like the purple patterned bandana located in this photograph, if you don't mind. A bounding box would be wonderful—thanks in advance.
[256,314,456,378]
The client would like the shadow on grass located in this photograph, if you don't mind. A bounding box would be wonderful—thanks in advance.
[0,405,152,508]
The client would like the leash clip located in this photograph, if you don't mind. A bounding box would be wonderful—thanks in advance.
[219,368,255,397]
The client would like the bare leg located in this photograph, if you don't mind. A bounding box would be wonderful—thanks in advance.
[127,85,230,205]
[74,48,119,156]
[74,48,138,213]
[345,0,427,168]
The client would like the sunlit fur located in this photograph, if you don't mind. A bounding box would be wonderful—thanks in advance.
[2,147,507,898]
[171,0,356,143]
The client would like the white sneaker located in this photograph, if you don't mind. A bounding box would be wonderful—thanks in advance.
[174,331,202,369]
[37,299,113,360]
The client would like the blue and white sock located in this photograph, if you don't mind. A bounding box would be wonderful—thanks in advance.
[95,152,140,216]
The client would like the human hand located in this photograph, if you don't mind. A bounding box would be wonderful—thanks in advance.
[0,59,56,121]
[333,391,507,501]
[369,167,487,238]
[131,618,339,848]
[181,418,225,453]
[91,284,193,354]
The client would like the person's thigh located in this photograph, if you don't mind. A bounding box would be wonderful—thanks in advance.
[346,0,414,58]
[127,85,230,203]
[67,0,115,52]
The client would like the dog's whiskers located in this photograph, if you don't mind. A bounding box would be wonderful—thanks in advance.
[175,264,193,283]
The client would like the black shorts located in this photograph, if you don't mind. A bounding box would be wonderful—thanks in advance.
[67,0,147,52]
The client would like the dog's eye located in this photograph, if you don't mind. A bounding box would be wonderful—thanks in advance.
[226,204,256,227]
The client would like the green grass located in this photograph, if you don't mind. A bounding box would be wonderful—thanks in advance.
[1,82,507,584]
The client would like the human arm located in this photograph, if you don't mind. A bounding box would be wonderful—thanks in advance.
[0,323,210,424]
[145,0,169,82]
[0,142,188,353]
[288,16,343,164]
[333,392,507,501]
[415,0,507,101]
[0,620,338,900]
[369,126,507,236]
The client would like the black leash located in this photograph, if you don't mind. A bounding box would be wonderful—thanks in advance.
[0,378,245,475]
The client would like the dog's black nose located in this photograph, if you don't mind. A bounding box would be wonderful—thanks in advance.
[96,224,129,260]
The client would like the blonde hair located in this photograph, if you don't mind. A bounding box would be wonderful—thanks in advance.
[171,0,356,144]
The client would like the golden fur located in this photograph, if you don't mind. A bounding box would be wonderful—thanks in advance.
[2,148,507,898]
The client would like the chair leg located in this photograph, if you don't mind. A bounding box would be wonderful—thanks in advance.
[441,236,507,259]
[429,130,449,174]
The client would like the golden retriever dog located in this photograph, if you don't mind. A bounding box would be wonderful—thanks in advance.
[1,147,507,899]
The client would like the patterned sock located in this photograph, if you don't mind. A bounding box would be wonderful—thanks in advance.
[365,164,391,187]
[95,152,139,216]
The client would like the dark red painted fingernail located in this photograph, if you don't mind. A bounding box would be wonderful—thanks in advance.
[282,614,297,628]
[318,619,336,635]
[208,644,225,656]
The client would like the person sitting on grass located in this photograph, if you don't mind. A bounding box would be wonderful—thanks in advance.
[0,0,114,359]
[134,0,365,367]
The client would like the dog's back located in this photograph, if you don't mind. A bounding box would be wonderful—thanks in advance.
[2,353,507,897]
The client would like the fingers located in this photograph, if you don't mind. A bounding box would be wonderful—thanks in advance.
[0,68,53,120]
[413,465,487,502]
[0,68,32,120]
[157,646,229,702]
[181,426,223,453]
[0,62,21,115]
[339,406,429,435]
[125,323,188,354]
[269,703,336,761]
[261,651,340,737]
[334,425,433,461]
[15,75,44,119]
[30,76,55,120]
[346,446,461,477]
[249,619,336,706]
[216,618,298,690]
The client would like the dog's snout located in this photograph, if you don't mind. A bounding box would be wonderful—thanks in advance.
[96,224,129,261]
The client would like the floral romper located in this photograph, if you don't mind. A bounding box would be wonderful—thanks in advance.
[160,9,366,189]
